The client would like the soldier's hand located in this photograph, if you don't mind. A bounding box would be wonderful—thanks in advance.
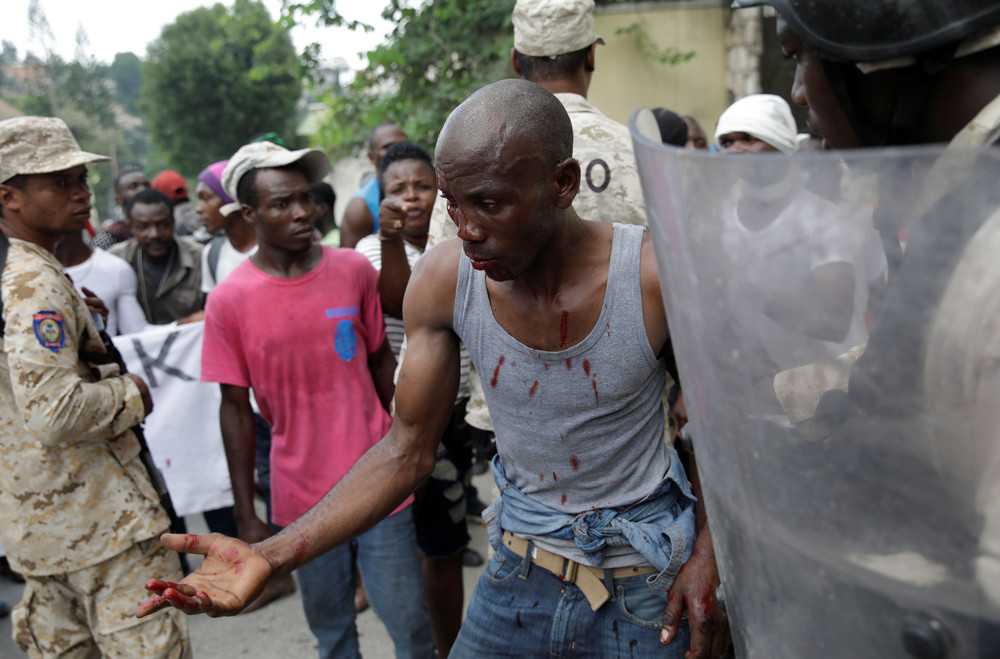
[81,287,109,327]
[136,532,274,618]
[125,373,154,416]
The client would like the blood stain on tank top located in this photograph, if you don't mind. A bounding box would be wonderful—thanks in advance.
[529,380,539,397]
[490,355,505,387]
[583,360,591,377]
[592,379,599,404]
[570,455,580,471]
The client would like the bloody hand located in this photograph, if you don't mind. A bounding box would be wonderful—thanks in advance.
[136,532,275,619]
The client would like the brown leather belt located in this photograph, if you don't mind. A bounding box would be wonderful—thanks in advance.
[502,531,657,611]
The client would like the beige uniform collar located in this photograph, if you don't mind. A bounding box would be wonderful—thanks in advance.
[948,92,1000,148]
[910,92,1000,220]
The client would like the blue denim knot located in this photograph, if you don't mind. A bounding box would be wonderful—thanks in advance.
[571,509,628,564]
[485,445,698,591]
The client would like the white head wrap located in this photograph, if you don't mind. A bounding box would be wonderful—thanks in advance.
[715,94,799,154]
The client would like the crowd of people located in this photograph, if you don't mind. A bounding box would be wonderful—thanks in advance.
[0,0,998,657]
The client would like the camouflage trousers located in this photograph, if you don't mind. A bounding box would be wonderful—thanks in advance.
[12,537,191,659]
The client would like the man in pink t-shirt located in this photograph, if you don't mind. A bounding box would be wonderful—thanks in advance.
[200,141,433,659]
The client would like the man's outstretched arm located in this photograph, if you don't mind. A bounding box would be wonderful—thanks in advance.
[137,241,464,618]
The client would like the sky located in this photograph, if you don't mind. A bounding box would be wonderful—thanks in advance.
[5,0,394,70]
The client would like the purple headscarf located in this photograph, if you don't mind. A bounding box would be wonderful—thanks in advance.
[197,160,234,204]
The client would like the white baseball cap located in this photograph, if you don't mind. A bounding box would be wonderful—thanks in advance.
[221,141,330,210]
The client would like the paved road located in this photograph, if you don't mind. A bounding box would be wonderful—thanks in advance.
[0,471,493,657]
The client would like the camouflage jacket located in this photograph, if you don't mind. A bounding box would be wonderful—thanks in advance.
[0,239,167,576]
[555,92,647,228]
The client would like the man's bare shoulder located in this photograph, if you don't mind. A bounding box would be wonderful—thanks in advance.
[637,227,669,351]
[638,229,660,289]
[404,237,464,330]
[418,235,463,272]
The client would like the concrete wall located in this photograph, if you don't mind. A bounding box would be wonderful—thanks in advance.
[589,1,730,139]
[725,4,767,103]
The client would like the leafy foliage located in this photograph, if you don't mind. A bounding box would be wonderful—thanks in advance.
[141,0,302,175]
[107,53,143,115]
[5,2,149,215]
[615,20,696,66]
[309,0,516,156]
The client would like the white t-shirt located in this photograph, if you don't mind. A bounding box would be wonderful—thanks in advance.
[201,237,259,293]
[65,248,150,336]
[355,235,471,400]
[354,234,423,357]
[723,188,886,369]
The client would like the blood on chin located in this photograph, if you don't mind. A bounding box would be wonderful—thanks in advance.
[482,262,515,281]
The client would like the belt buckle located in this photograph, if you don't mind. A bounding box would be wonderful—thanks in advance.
[562,559,579,584]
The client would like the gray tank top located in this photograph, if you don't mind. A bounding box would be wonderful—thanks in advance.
[454,223,669,564]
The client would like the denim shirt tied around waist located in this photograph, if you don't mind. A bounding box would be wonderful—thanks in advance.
[484,444,699,595]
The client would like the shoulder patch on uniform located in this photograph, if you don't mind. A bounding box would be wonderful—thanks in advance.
[33,311,65,352]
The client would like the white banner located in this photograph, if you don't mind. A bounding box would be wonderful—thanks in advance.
[114,321,233,517]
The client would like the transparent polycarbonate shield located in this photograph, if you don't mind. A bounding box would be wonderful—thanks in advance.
[631,110,1000,658]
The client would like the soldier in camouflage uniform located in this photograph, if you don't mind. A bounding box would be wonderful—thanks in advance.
[0,116,190,658]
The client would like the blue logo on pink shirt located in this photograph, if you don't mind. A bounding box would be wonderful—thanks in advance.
[327,307,359,362]
[334,320,357,361]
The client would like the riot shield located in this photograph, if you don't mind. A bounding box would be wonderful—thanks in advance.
[631,110,1000,658]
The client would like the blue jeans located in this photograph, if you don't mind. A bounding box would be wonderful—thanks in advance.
[451,541,690,658]
[294,508,434,659]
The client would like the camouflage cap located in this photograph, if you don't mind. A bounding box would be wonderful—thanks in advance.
[0,116,109,184]
[222,141,330,205]
[513,0,604,58]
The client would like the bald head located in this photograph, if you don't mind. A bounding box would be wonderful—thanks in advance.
[433,80,582,283]
[436,79,573,168]
[368,123,408,167]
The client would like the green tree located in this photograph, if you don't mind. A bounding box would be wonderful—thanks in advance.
[0,41,15,63]
[0,40,16,91]
[14,1,145,216]
[141,0,302,175]
[308,0,516,155]
[107,52,143,115]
